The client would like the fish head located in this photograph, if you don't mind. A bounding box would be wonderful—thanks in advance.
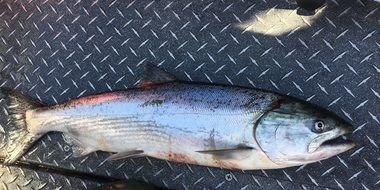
[255,99,355,167]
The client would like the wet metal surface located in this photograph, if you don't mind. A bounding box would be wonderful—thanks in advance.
[0,0,379,189]
[0,163,101,189]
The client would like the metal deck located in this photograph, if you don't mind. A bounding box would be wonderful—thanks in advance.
[0,0,379,189]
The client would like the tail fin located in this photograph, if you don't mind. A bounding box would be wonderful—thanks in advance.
[0,88,45,164]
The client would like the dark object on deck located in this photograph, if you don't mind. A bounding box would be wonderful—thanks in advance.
[93,180,165,190]
[296,0,326,10]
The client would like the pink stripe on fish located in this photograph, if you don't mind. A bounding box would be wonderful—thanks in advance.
[67,93,124,106]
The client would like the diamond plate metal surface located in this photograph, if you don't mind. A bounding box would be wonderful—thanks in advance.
[0,164,101,189]
[0,0,379,189]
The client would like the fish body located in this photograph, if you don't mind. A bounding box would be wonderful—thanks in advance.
[27,83,280,169]
[0,65,354,170]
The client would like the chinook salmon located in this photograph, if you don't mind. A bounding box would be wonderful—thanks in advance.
[0,65,354,170]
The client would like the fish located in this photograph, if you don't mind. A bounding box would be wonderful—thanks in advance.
[0,65,355,170]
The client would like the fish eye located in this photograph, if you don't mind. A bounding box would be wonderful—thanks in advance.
[314,121,324,132]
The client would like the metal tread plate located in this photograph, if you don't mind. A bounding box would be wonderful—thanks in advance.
[0,163,102,190]
[0,0,379,189]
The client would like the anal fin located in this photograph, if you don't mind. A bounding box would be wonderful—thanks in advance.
[107,150,144,161]
[62,134,95,157]
[71,145,95,157]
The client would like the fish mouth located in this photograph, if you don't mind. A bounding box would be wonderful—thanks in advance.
[308,126,355,153]
[318,136,355,149]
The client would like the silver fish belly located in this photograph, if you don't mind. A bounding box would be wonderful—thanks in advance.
[25,83,281,169]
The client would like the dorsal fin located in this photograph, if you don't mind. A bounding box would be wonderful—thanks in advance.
[138,64,176,88]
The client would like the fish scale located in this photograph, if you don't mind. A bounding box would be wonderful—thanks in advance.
[62,118,171,140]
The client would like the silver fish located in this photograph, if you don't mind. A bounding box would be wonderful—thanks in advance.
[0,65,354,170]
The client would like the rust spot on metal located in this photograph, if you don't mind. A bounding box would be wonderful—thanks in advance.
[113,182,126,189]
[98,181,126,190]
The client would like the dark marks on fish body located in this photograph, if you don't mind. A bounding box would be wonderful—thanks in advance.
[67,127,81,137]
[207,129,221,167]
[167,151,198,165]
[140,99,164,107]
[156,150,198,165]
[208,129,216,150]
[217,160,241,170]
[243,98,256,108]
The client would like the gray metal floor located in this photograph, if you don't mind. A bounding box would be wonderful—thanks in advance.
[0,0,379,189]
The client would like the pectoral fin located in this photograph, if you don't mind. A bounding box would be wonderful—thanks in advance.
[106,150,144,161]
[138,64,176,88]
[196,146,255,160]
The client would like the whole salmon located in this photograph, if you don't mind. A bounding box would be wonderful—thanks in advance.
[0,65,354,170]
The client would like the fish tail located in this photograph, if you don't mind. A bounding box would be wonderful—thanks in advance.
[0,88,45,164]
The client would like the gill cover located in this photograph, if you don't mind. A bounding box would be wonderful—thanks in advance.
[255,99,354,167]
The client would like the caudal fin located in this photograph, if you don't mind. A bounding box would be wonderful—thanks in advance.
[0,88,44,164]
